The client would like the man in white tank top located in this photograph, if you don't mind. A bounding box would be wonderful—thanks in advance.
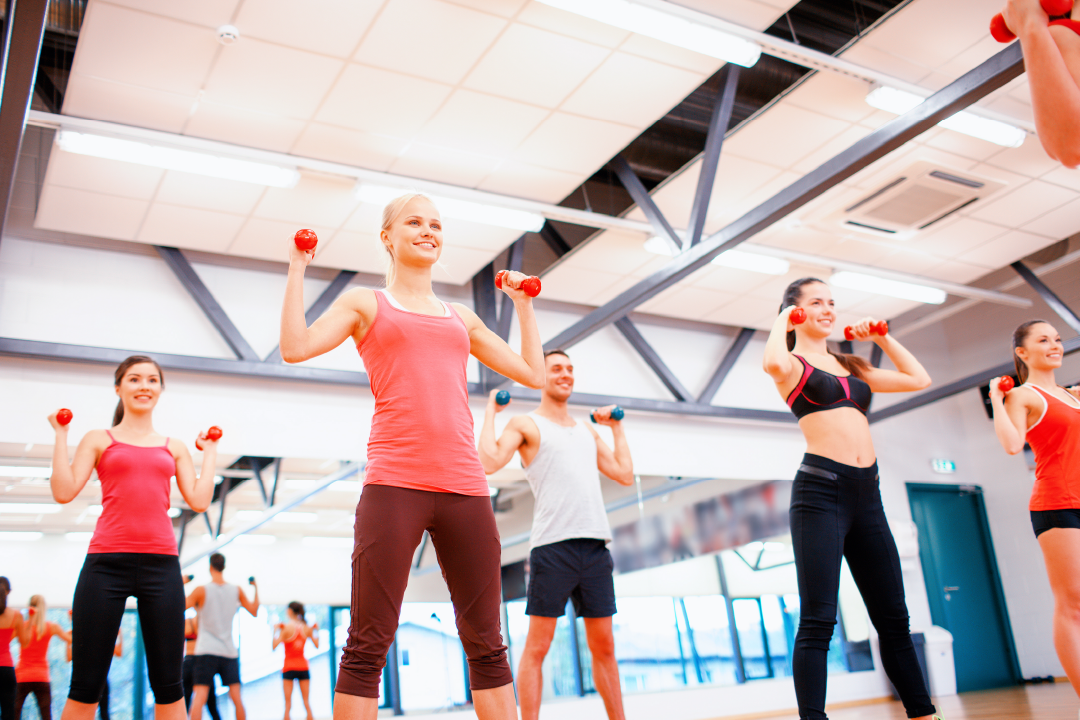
[479,350,634,720]
[185,553,260,720]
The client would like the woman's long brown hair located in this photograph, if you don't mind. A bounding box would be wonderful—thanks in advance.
[1012,319,1051,385]
[780,277,872,380]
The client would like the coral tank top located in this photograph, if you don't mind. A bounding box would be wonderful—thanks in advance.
[1025,384,1080,511]
[282,628,308,672]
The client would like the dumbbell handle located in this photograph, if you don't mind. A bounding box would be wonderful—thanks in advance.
[495,270,541,298]
[843,321,888,341]
[991,0,1073,42]
[591,406,625,423]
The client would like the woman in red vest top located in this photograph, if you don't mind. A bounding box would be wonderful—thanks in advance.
[0,577,23,720]
[272,602,318,720]
[991,319,1080,698]
[15,595,71,720]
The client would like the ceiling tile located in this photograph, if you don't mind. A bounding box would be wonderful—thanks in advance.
[854,0,988,73]
[315,64,452,136]
[637,285,736,321]
[538,265,629,306]
[440,220,520,253]
[311,230,386,274]
[71,3,220,95]
[234,0,382,58]
[783,71,878,125]
[1041,165,1080,192]
[969,180,1076,227]
[958,229,1056,269]
[688,264,776,295]
[669,0,790,30]
[416,90,550,155]
[137,204,248,253]
[184,102,307,152]
[983,136,1058,178]
[155,172,267,215]
[202,37,345,119]
[45,149,164,200]
[616,33,721,74]
[922,126,1011,163]
[228,218,338,262]
[291,124,408,172]
[463,24,611,108]
[34,185,148,240]
[908,216,1008,258]
[723,105,850,170]
[442,0,529,16]
[1021,196,1080,239]
[513,113,641,175]
[432,244,504,285]
[354,0,507,85]
[61,74,195,133]
[559,230,655,275]
[342,203,385,234]
[514,3,631,48]
[388,143,503,186]
[703,301,775,331]
[839,42,929,85]
[921,258,991,285]
[102,0,240,27]
[879,247,943,275]
[560,53,704,127]
[476,161,585,204]
[826,238,893,265]
[791,125,873,175]
[252,174,358,227]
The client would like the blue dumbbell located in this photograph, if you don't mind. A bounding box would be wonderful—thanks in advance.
[590,406,624,423]
[495,390,511,406]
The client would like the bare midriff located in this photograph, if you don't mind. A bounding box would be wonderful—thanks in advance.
[799,407,877,468]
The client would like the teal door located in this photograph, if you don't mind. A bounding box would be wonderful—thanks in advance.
[907,484,1020,692]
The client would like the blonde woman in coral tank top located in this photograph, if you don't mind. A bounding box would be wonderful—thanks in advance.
[280,193,545,720]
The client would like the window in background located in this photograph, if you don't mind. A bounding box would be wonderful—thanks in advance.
[680,596,738,686]
[505,600,581,699]
[396,603,467,712]
[609,597,686,693]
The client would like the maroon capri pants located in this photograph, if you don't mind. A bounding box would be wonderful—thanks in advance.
[335,484,513,697]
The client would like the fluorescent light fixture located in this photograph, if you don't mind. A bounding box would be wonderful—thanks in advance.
[233,534,276,545]
[356,184,546,233]
[537,0,761,67]
[0,531,44,541]
[0,466,51,478]
[301,536,354,549]
[865,87,1026,148]
[0,502,61,514]
[644,236,789,274]
[328,480,364,493]
[284,479,317,490]
[65,532,94,542]
[830,271,947,304]
[56,130,301,187]
[233,510,317,524]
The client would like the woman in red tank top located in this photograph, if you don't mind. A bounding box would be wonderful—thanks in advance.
[15,595,71,720]
[0,577,23,720]
[272,602,318,720]
[47,356,218,720]
[991,319,1080,698]
[280,193,545,720]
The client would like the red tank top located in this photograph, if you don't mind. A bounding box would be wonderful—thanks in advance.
[15,625,53,683]
[357,291,489,496]
[1025,384,1080,511]
[88,431,178,555]
[0,627,13,667]
[282,627,308,672]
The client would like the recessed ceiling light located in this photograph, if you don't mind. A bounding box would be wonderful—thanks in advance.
[301,536,354,549]
[0,502,61,514]
[830,271,947,304]
[644,236,789,274]
[233,534,276,545]
[65,532,94,542]
[0,466,51,478]
[865,86,1026,148]
[0,531,44,541]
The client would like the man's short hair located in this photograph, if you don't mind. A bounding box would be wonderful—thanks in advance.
[209,553,226,572]
[544,349,570,361]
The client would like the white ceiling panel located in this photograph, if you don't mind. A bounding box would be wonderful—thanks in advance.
[476,161,585,204]
[314,64,452,136]
[534,265,631,306]
[445,221,520,253]
[253,175,358,228]
[670,0,798,30]
[561,53,706,127]
[137,204,248,253]
[908,217,1008,258]
[291,124,408,172]
[958,229,1055,270]
[154,172,268,216]
[34,185,148,241]
[723,105,851,170]
[234,0,383,58]
[921,127,1009,163]
[637,284,738,320]
[782,71,877,125]
[353,0,508,85]
[45,149,164,200]
[463,23,612,108]
[389,143,503,187]
[200,38,345,120]
[618,33,722,74]
[1041,165,1080,192]
[921,258,994,285]
[445,0,530,17]
[71,3,220,96]
[513,3,631,47]
[433,244,509,284]
[969,180,1077,228]
[61,75,195,133]
[228,218,339,263]
[561,230,653,275]
[1022,197,1080,239]
[312,230,386,275]
[982,134,1059,178]
[416,90,550,155]
[878,247,943,275]
[183,102,307,153]
[341,203,384,235]
[688,265,776,296]
[514,113,640,175]
[102,0,239,27]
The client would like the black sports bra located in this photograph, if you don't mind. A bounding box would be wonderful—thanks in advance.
[786,354,872,420]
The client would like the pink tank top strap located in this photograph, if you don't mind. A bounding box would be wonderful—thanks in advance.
[105,429,117,443]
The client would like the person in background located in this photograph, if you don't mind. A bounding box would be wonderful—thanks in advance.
[0,577,23,720]
[65,621,121,720]
[272,602,319,720]
[16,595,72,720]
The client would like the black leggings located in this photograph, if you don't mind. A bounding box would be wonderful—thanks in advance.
[70,553,185,705]
[183,656,221,720]
[790,455,936,720]
[14,682,50,720]
[0,668,15,720]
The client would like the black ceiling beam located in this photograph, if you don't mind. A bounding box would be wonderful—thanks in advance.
[540,43,1025,353]
[611,154,682,252]
[155,246,260,362]
[0,0,48,245]
[538,221,572,257]
[264,270,356,363]
[472,262,499,390]
[33,66,60,112]
[870,343,884,368]
[496,237,527,341]
[614,317,693,402]
[688,65,740,247]
[698,327,755,404]
[1011,261,1080,335]
[869,336,1080,423]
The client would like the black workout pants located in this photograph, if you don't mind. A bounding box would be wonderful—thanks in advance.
[70,553,185,705]
[14,682,50,720]
[790,455,936,720]
[0,667,15,720]
[182,656,221,720]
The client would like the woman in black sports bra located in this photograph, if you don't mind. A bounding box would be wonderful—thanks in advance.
[763,277,938,720]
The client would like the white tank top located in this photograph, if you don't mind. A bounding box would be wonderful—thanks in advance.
[194,582,239,658]
[523,413,612,549]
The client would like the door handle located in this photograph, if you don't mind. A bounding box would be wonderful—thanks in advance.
[943,586,959,592]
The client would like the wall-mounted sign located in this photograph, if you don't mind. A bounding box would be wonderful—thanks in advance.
[931,459,956,474]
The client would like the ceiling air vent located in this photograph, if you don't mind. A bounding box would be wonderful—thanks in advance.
[820,161,1006,240]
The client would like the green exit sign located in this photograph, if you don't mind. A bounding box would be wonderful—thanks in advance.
[932,459,956,474]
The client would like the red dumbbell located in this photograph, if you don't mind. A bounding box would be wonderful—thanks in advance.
[844,321,888,342]
[195,426,223,452]
[56,408,73,426]
[294,229,318,251]
[998,376,1015,393]
[789,307,806,325]
[495,270,541,298]
[991,0,1073,42]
